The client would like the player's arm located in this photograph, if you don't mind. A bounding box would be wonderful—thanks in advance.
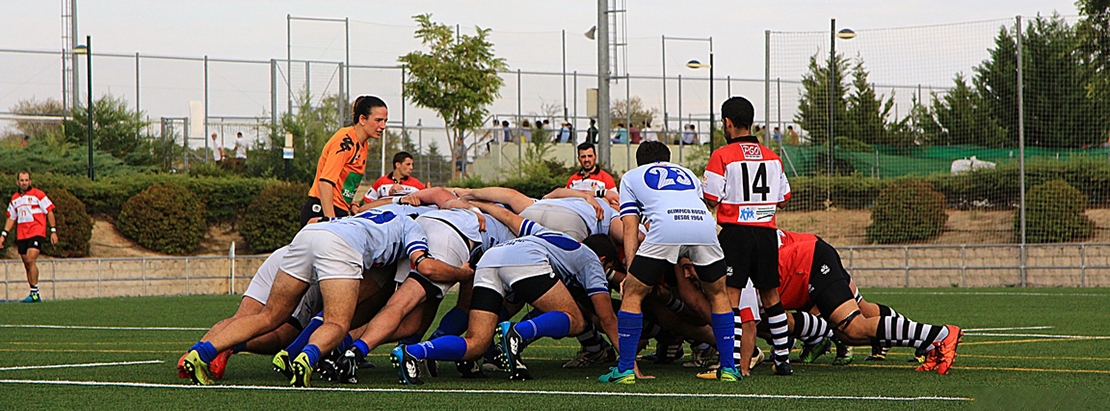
[455,187,534,214]
[620,215,639,269]
[401,187,457,208]
[47,209,57,244]
[544,188,605,221]
[411,249,474,282]
[702,152,725,209]
[0,214,13,250]
[590,291,619,354]
[470,201,525,236]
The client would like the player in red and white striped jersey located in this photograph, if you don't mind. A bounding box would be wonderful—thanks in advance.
[702,96,794,376]
[362,152,426,204]
[1,172,58,303]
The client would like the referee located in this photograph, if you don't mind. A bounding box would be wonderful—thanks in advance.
[1,172,58,303]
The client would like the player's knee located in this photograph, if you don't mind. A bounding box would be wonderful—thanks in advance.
[565,312,586,336]
[463,337,489,360]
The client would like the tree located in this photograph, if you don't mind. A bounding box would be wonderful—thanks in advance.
[795,53,851,146]
[1076,0,1110,72]
[610,97,657,127]
[8,98,64,140]
[845,59,898,146]
[399,14,507,179]
[63,94,155,165]
[249,90,343,182]
[977,15,1103,148]
[916,73,1009,147]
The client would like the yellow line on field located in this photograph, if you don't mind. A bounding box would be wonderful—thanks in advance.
[960,354,1110,361]
[804,362,1110,374]
[0,342,191,346]
[962,338,1103,346]
[0,348,178,354]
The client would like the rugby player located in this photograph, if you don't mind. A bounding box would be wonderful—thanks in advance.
[599,141,739,384]
[391,201,622,385]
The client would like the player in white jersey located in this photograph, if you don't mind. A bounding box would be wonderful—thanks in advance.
[599,141,741,384]
[390,201,623,385]
[181,207,472,387]
[456,186,626,244]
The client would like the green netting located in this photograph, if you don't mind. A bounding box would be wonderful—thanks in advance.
[776,144,1110,178]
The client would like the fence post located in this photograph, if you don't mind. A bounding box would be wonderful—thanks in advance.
[186,257,190,295]
[97,258,102,298]
[52,260,57,300]
[1016,15,1027,288]
[904,247,910,288]
[4,261,8,302]
[142,257,147,296]
[960,245,967,287]
[229,241,236,295]
[1080,243,1087,288]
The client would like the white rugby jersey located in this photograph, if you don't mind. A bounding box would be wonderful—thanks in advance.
[619,161,718,246]
[372,203,438,219]
[477,221,609,297]
[528,197,617,236]
[418,209,484,244]
[310,208,429,270]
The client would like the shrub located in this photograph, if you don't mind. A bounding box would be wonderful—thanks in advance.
[239,183,309,253]
[40,189,93,258]
[866,179,948,244]
[782,175,886,211]
[1020,180,1094,243]
[117,183,207,255]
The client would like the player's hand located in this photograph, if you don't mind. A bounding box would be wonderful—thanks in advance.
[389,184,405,195]
[633,363,655,379]
[586,197,604,221]
[399,195,420,205]
[0,240,5,249]
[454,188,474,200]
[349,203,362,214]
[50,233,58,245]
[472,210,487,232]
[460,262,475,277]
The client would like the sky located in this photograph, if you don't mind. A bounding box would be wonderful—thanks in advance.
[0,0,1082,152]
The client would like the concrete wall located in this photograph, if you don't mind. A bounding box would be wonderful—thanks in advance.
[3,243,1108,301]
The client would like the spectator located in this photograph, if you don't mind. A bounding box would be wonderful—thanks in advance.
[1,171,59,303]
[772,126,782,146]
[558,122,572,144]
[502,120,512,142]
[21,135,29,148]
[586,119,599,144]
[521,120,532,143]
[642,121,657,142]
[629,123,642,144]
[787,125,799,145]
[234,132,247,159]
[210,133,224,162]
[611,123,628,144]
[681,124,696,145]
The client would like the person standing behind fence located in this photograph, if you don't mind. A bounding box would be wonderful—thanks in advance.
[1,172,58,303]
[234,132,248,160]
[520,120,532,143]
[211,133,224,162]
[641,121,657,143]
[587,119,599,144]
[681,124,696,145]
[502,121,512,142]
[298,95,385,227]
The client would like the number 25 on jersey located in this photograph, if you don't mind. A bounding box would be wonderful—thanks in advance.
[645,166,695,191]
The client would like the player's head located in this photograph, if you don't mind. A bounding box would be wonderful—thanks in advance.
[210,133,217,140]
[583,234,620,272]
[393,151,414,177]
[237,131,243,137]
[577,142,597,170]
[351,95,388,138]
[16,171,31,192]
[636,141,670,166]
[721,96,755,136]
[502,120,509,127]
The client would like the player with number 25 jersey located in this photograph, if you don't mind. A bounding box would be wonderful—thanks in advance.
[618,161,717,246]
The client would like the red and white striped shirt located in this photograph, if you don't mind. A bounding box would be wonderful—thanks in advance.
[703,136,791,228]
[7,188,54,240]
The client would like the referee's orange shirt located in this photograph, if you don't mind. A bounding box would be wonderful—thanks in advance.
[308,127,368,211]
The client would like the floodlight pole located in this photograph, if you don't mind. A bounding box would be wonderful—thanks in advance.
[84,36,94,181]
[828,18,836,176]
[597,0,611,167]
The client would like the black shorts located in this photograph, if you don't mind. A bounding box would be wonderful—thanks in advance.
[719,225,779,290]
[471,274,559,314]
[807,239,855,317]
[16,236,46,255]
[628,255,727,286]
[298,197,350,227]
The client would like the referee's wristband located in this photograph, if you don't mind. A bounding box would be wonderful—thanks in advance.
[0,230,6,237]
[50,228,57,233]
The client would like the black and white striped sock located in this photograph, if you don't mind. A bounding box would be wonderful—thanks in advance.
[765,303,791,362]
[576,323,603,353]
[875,315,949,352]
[791,311,832,345]
[732,308,744,366]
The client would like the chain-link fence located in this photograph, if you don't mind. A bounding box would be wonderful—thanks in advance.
[768,15,1110,246]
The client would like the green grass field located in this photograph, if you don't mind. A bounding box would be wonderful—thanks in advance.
[0,288,1108,410]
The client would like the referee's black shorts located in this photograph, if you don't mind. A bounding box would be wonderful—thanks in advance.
[298,197,350,227]
[719,224,779,291]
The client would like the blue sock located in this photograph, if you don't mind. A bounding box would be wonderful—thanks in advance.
[338,335,354,352]
[711,312,736,370]
[194,341,218,363]
[405,336,468,361]
[302,344,321,367]
[514,311,570,341]
[430,307,470,339]
[231,343,247,354]
[285,316,323,358]
[616,311,643,373]
[352,340,370,359]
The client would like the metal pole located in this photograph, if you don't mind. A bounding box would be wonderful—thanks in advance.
[678,74,683,160]
[86,35,94,181]
[287,14,292,114]
[418,119,425,178]
[270,59,278,126]
[626,75,631,171]
[662,36,668,140]
[304,61,310,101]
[1017,15,1027,287]
[828,19,836,176]
[709,37,715,153]
[70,0,80,110]
[345,17,350,121]
[517,68,523,177]
[573,71,578,143]
[562,29,568,122]
[135,52,140,119]
[204,55,209,163]
[402,67,407,153]
[597,0,611,168]
[765,30,771,147]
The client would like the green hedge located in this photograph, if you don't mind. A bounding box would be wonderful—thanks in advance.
[3,173,277,225]
[41,189,93,258]
[781,175,886,211]
[239,183,309,253]
[867,179,949,244]
[1020,180,1094,243]
[117,183,207,255]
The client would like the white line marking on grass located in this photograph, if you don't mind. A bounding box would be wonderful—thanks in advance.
[0,360,163,372]
[964,332,1110,339]
[866,291,1109,297]
[0,379,973,402]
[964,326,1052,332]
[0,324,207,331]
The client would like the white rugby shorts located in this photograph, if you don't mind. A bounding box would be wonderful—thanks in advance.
[635,242,724,267]
[280,228,363,283]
